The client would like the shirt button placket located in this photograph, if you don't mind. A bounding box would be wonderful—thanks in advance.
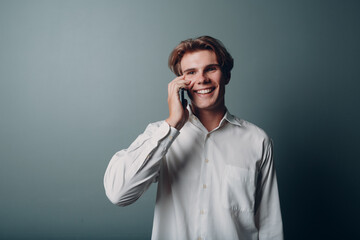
[199,133,210,240]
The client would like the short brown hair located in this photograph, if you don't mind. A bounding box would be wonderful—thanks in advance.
[168,36,234,81]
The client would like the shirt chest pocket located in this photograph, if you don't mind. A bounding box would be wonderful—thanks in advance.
[221,165,257,212]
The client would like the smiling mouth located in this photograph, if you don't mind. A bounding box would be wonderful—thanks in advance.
[194,87,215,94]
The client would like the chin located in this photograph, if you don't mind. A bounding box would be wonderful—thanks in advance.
[192,102,216,111]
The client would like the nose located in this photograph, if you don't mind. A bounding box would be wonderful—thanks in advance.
[196,71,210,84]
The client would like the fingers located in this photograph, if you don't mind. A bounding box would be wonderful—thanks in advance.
[168,75,191,93]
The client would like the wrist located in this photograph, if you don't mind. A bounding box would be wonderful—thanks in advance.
[165,118,183,130]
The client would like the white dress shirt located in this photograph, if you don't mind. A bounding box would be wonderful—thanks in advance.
[104,107,283,240]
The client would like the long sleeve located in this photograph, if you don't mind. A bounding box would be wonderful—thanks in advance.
[255,139,284,240]
[104,121,179,206]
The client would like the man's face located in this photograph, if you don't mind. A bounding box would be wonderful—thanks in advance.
[181,50,228,112]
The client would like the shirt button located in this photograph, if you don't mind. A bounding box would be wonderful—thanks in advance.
[197,237,203,240]
[200,209,205,215]
[203,184,207,189]
[205,159,209,163]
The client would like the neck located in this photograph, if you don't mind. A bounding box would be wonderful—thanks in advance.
[191,105,226,132]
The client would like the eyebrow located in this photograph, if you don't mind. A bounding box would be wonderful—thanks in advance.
[183,64,220,73]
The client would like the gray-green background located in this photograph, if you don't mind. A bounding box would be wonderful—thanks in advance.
[1,0,359,239]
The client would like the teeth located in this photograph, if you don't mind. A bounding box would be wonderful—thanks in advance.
[196,88,212,94]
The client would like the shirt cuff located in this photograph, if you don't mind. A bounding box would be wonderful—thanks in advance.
[156,122,180,152]
[150,121,171,142]
[167,125,180,142]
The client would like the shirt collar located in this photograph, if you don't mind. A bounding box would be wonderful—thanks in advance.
[187,105,242,130]
[221,109,242,127]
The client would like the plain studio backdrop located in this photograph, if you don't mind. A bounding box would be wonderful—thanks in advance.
[0,0,359,239]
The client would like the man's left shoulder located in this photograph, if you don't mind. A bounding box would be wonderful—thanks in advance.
[229,114,271,142]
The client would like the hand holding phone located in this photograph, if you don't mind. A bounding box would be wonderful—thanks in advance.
[165,76,190,130]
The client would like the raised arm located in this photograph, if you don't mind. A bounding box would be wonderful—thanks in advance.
[104,75,191,206]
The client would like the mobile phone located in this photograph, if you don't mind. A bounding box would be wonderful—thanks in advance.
[180,88,186,108]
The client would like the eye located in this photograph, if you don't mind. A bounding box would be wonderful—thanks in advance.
[186,71,196,75]
[206,66,218,72]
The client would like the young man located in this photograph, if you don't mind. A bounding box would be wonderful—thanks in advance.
[104,36,283,240]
